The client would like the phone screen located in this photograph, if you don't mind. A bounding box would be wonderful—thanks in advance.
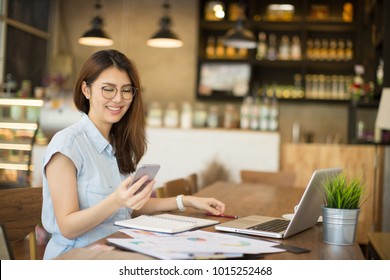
[132,164,160,194]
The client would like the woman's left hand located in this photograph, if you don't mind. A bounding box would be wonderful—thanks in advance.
[183,196,225,215]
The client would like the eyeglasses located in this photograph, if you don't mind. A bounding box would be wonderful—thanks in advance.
[90,84,137,100]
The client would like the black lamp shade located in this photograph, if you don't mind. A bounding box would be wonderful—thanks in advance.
[147,25,183,48]
[79,15,113,46]
[147,4,183,48]
[224,22,256,49]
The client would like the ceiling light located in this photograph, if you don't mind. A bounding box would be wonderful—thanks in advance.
[78,0,113,47]
[147,0,183,48]
[223,4,256,49]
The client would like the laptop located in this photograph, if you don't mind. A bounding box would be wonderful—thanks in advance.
[215,168,342,239]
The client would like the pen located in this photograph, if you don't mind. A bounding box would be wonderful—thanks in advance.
[205,213,239,219]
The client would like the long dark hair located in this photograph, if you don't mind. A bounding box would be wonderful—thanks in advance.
[74,49,146,174]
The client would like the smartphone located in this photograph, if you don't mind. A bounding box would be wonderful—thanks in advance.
[132,164,160,194]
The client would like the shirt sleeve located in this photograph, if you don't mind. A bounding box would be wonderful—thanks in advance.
[42,128,84,177]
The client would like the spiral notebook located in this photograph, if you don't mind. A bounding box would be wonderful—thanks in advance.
[114,214,219,233]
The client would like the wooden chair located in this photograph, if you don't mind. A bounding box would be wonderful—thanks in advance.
[0,187,43,260]
[240,170,296,188]
[156,174,198,198]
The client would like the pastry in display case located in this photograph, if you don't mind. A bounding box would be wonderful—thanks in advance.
[0,98,43,188]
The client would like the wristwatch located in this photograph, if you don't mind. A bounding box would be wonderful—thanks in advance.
[176,195,186,212]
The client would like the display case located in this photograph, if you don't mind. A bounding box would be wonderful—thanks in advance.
[0,98,43,188]
[196,0,364,101]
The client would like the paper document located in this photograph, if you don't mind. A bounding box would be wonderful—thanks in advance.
[107,229,285,260]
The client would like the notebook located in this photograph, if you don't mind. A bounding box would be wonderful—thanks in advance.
[114,213,219,234]
[215,168,342,239]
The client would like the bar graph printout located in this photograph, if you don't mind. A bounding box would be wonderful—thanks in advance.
[107,229,285,259]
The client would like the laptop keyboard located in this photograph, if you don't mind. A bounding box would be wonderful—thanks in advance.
[248,219,290,233]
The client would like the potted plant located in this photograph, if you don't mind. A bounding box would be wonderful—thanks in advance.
[320,172,366,245]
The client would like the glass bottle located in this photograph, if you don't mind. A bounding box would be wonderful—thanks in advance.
[215,36,225,58]
[226,45,236,58]
[313,39,321,60]
[267,33,277,61]
[256,32,267,60]
[294,74,304,98]
[224,104,237,129]
[320,39,329,61]
[345,39,353,61]
[278,35,290,60]
[306,39,314,60]
[268,90,279,131]
[163,102,179,128]
[329,39,337,61]
[180,102,193,129]
[290,36,302,60]
[305,74,312,98]
[206,36,216,58]
[240,96,252,129]
[337,39,345,61]
[147,102,163,127]
[207,105,219,128]
[193,103,208,127]
[259,90,270,130]
[250,97,259,130]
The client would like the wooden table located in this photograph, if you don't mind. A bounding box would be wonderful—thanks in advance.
[56,181,364,260]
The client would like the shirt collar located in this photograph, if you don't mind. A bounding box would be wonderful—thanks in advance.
[81,113,113,154]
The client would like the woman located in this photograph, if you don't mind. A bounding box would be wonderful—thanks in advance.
[42,49,225,259]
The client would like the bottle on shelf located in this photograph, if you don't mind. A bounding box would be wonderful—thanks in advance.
[206,36,216,58]
[268,90,279,131]
[345,39,353,61]
[256,32,267,60]
[337,39,345,61]
[328,39,337,61]
[290,36,302,60]
[215,36,225,58]
[278,35,290,60]
[259,89,270,130]
[250,97,259,130]
[267,33,277,61]
[312,39,321,60]
[240,96,252,129]
[306,39,314,60]
[226,45,236,58]
[320,39,329,61]
[293,74,304,98]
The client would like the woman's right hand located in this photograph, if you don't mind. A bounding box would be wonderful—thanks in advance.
[114,175,155,210]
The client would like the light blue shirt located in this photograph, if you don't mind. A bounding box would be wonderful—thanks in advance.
[41,113,132,259]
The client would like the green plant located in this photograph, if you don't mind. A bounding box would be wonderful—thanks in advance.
[321,173,366,209]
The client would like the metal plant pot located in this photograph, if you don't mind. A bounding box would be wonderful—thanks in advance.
[321,206,360,245]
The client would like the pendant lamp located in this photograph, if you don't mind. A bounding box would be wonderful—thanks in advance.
[78,0,113,47]
[147,0,183,48]
[223,4,256,49]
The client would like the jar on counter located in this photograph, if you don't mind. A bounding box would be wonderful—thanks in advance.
[207,105,219,128]
[180,102,193,129]
[147,102,163,127]
[193,103,208,127]
[163,102,179,128]
[223,104,238,129]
